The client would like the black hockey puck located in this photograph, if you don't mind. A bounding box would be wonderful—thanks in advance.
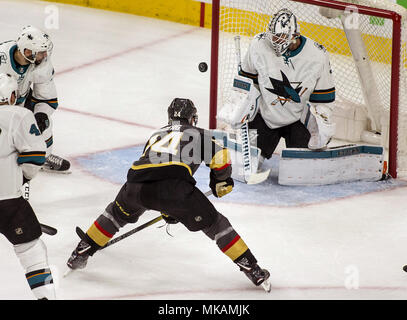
[403,265,407,272]
[198,62,208,72]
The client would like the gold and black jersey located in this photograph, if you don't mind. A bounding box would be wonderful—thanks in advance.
[127,122,231,184]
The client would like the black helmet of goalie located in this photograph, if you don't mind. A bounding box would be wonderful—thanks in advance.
[267,8,300,57]
[168,98,198,126]
[0,73,18,105]
[16,25,53,64]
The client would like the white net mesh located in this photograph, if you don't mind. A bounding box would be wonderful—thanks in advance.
[216,0,407,176]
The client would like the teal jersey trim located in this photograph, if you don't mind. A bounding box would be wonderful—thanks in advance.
[283,35,307,59]
[309,88,336,103]
[16,96,26,105]
[17,152,46,165]
[45,136,53,148]
[9,45,29,75]
[281,145,383,159]
[238,67,259,85]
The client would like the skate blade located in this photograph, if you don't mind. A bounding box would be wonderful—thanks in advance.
[63,268,74,278]
[261,279,271,293]
[41,167,72,174]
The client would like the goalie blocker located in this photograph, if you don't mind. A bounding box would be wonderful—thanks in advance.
[278,145,385,186]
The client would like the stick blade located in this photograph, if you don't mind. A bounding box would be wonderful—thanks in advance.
[245,169,271,185]
[75,226,87,241]
[40,224,57,236]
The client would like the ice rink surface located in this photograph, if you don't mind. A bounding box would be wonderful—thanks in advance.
[1,0,407,301]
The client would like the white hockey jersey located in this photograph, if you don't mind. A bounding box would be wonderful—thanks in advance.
[0,105,46,200]
[240,34,335,129]
[0,40,58,117]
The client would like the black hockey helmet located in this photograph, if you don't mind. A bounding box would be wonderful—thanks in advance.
[168,98,198,125]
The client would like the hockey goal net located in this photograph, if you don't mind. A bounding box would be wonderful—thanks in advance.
[209,0,407,178]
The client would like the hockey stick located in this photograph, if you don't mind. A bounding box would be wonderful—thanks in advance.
[234,36,252,181]
[64,190,214,277]
[100,190,213,249]
[75,190,214,251]
[22,182,57,236]
[100,215,163,249]
[233,36,270,185]
[40,224,58,236]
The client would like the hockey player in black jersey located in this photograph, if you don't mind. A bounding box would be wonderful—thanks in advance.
[67,98,271,291]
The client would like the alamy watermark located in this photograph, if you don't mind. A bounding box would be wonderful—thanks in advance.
[44,5,59,30]
[344,264,360,290]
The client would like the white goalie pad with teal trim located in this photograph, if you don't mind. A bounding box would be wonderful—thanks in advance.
[278,145,384,186]
[211,129,268,183]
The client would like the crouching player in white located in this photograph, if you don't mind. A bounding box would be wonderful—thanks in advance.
[219,8,336,167]
[0,74,56,299]
[0,25,70,172]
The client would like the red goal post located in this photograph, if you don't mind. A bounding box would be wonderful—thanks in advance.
[209,0,404,178]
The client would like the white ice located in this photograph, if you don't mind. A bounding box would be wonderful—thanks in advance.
[1,0,407,300]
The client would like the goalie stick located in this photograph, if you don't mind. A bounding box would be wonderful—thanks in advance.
[234,36,270,185]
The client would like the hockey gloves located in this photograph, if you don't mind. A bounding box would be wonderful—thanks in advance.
[34,112,50,133]
[161,213,178,224]
[210,173,234,198]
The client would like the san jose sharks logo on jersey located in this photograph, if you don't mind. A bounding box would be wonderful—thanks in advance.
[265,70,307,107]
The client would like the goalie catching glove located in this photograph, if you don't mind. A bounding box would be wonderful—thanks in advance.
[210,171,234,198]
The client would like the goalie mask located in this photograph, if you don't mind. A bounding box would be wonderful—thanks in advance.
[267,8,300,57]
[168,98,198,126]
[0,73,18,105]
[16,25,53,64]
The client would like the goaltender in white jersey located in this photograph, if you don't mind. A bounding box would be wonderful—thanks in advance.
[219,8,336,161]
[218,9,385,185]
[0,25,70,172]
[241,23,335,130]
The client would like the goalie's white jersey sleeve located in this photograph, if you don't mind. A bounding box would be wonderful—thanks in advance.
[0,105,46,200]
[240,33,335,129]
[0,40,58,117]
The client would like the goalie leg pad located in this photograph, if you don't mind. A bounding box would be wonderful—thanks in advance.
[211,129,265,183]
[278,145,384,185]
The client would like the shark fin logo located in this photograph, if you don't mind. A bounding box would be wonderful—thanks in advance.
[265,71,306,106]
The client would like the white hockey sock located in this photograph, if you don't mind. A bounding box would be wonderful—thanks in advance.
[14,238,56,300]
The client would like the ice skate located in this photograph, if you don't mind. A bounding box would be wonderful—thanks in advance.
[66,240,92,270]
[237,258,271,292]
[42,154,71,174]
